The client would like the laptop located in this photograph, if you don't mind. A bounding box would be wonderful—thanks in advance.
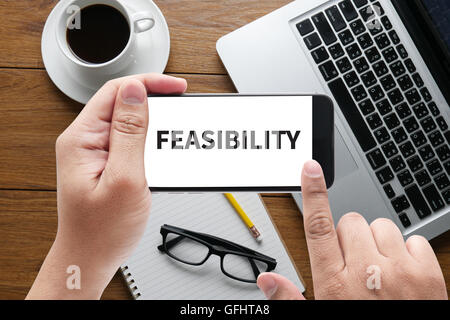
[216,0,450,239]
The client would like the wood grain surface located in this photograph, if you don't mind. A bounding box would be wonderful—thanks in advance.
[0,0,448,300]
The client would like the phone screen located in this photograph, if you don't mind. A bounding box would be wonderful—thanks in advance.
[145,95,313,189]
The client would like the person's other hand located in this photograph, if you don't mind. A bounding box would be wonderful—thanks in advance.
[27,74,186,299]
[257,160,447,300]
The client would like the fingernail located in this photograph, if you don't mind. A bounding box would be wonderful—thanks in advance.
[303,160,322,178]
[258,275,278,299]
[121,81,146,105]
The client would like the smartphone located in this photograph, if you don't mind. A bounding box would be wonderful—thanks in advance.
[144,94,334,192]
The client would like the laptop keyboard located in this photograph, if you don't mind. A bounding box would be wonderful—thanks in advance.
[297,0,450,228]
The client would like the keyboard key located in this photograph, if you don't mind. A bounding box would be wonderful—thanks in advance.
[368,85,385,101]
[328,78,376,151]
[374,127,390,143]
[418,145,435,162]
[399,141,415,158]
[376,166,394,184]
[396,44,408,59]
[326,6,347,32]
[423,184,445,211]
[388,30,400,45]
[353,0,368,8]
[390,155,406,172]
[435,173,450,190]
[405,89,421,105]
[372,1,384,15]
[338,29,354,46]
[420,87,432,102]
[387,88,404,105]
[373,60,388,77]
[357,33,373,50]
[398,169,414,187]
[411,130,427,148]
[346,43,362,59]
[412,73,424,88]
[354,56,370,73]
[360,5,376,21]
[367,19,383,35]
[426,159,443,176]
[380,74,396,91]
[349,19,366,35]
[391,127,407,143]
[344,70,360,87]
[436,145,450,162]
[374,33,390,49]
[376,99,392,115]
[412,103,429,119]
[427,102,440,116]
[351,84,367,101]
[382,141,398,158]
[420,116,436,133]
[405,184,431,218]
[367,113,382,129]
[395,102,411,119]
[328,43,345,59]
[312,13,337,45]
[366,148,386,169]
[443,189,450,205]
[436,116,448,131]
[391,195,410,213]
[382,47,398,63]
[398,213,411,228]
[404,58,416,73]
[409,130,426,151]
[383,184,395,198]
[304,32,322,49]
[359,98,375,115]
[339,0,359,22]
[311,46,330,64]
[361,70,377,87]
[380,16,392,30]
[297,19,314,36]
[406,155,423,172]
[415,169,431,187]
[389,60,406,77]
[365,46,381,63]
[319,60,339,81]
[442,161,450,175]
[403,116,419,133]
[397,74,413,91]
[337,57,353,73]
[384,112,400,129]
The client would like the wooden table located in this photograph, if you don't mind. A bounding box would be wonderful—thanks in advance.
[0,0,448,300]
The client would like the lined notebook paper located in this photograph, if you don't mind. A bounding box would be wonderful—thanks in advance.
[121,193,304,299]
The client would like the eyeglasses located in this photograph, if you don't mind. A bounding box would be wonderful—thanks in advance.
[157,224,277,283]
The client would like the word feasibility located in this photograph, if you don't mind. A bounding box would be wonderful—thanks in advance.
[157,130,302,150]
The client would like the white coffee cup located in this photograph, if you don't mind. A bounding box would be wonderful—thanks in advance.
[56,0,155,76]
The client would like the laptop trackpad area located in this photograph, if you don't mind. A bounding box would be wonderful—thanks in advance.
[334,125,358,180]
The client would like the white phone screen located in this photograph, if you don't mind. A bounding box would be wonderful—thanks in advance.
[145,95,313,188]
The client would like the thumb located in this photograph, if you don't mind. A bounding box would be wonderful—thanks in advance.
[105,79,149,186]
[257,273,305,300]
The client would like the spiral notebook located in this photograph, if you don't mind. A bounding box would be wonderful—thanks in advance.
[120,193,305,299]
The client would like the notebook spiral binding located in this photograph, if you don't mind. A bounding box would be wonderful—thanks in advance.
[121,266,142,299]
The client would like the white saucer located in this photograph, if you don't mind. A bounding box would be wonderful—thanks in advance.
[42,0,170,104]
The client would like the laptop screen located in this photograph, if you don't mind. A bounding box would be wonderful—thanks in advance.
[421,0,450,52]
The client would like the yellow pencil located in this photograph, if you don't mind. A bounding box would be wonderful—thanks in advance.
[224,193,261,241]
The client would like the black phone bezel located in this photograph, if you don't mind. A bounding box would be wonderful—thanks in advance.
[147,93,334,192]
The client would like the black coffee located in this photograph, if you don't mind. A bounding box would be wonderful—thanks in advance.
[66,4,130,64]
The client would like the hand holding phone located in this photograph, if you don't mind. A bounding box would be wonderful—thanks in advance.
[145,94,334,191]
